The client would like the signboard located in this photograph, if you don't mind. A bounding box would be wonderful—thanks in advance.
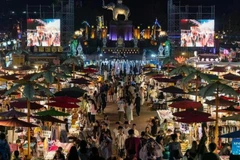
[10,144,18,152]
[232,138,240,155]
[33,46,63,53]
[27,19,61,47]
[42,130,51,138]
[180,19,214,47]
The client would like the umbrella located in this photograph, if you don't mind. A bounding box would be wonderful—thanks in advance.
[0,109,27,118]
[173,109,211,118]
[210,66,226,73]
[54,87,86,98]
[167,96,192,102]
[223,73,240,81]
[86,64,98,68]
[35,108,70,116]
[151,74,165,78]
[220,96,235,101]
[46,102,79,108]
[204,98,237,106]
[222,114,240,121]
[11,101,44,110]
[219,130,240,138]
[216,106,240,113]
[161,64,176,70]
[31,115,65,123]
[176,117,215,124]
[0,89,19,96]
[170,75,183,81]
[0,117,37,127]
[15,97,44,102]
[154,78,177,83]
[0,75,19,81]
[69,78,90,85]
[145,71,161,77]
[169,101,202,109]
[82,68,98,73]
[50,96,80,103]
[160,86,186,94]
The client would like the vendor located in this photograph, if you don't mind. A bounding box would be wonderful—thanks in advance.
[60,118,69,143]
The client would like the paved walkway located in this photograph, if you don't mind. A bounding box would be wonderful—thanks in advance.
[96,101,157,132]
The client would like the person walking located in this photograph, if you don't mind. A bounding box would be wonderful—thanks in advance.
[125,129,141,159]
[135,93,141,116]
[60,118,69,143]
[117,97,126,122]
[126,100,134,124]
[169,134,183,160]
[202,142,221,160]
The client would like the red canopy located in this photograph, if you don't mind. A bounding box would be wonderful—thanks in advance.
[169,101,203,109]
[46,102,79,108]
[50,96,80,103]
[223,73,240,81]
[11,101,44,110]
[176,117,215,124]
[82,68,98,73]
[173,110,211,118]
[220,96,235,101]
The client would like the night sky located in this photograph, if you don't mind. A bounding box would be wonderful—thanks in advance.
[1,0,240,31]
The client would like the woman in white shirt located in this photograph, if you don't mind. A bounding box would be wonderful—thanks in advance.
[126,100,134,124]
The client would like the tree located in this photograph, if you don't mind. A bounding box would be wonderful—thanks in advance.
[3,80,52,158]
[199,81,237,144]
[183,69,211,101]
[169,64,195,76]
[162,57,177,77]
[30,66,69,107]
[31,66,69,92]
[62,56,84,78]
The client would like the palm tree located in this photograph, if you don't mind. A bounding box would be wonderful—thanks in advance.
[169,64,195,76]
[62,56,84,78]
[199,81,237,144]
[31,66,69,90]
[162,57,177,76]
[30,66,69,105]
[3,80,52,157]
[183,69,211,101]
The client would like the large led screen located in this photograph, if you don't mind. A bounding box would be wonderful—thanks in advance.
[180,19,214,47]
[27,19,61,47]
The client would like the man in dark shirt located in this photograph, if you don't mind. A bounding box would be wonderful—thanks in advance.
[125,129,141,159]
[202,142,221,160]
[99,123,112,144]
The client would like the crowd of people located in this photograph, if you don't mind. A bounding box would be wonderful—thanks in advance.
[0,63,239,160]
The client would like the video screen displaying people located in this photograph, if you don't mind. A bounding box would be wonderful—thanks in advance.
[180,19,214,47]
[27,19,61,47]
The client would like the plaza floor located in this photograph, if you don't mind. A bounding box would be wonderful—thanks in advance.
[96,101,157,133]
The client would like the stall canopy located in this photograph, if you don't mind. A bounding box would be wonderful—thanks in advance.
[0,109,27,118]
[160,86,186,94]
[169,101,203,109]
[219,130,240,138]
[0,117,37,127]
